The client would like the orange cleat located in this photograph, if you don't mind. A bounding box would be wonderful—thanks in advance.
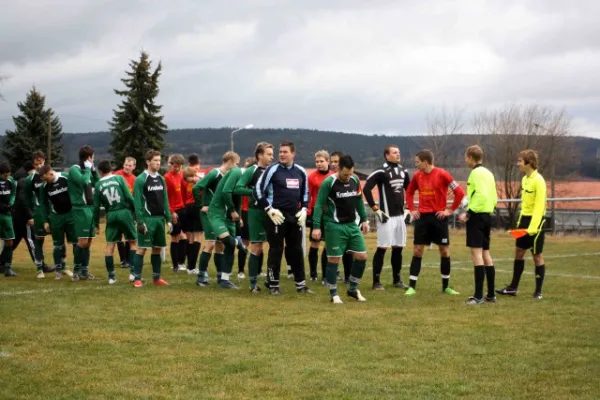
[132,280,144,288]
[153,278,169,286]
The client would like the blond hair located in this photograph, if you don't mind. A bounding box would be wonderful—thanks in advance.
[466,145,483,163]
[314,150,330,160]
[223,151,239,163]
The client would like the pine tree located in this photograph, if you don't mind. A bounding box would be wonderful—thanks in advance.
[109,51,168,173]
[2,87,64,170]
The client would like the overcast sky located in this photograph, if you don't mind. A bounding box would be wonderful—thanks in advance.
[1,0,599,137]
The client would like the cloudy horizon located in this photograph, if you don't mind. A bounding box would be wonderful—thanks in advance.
[1,0,599,138]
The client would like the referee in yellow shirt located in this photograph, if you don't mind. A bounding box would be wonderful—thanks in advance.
[458,145,498,305]
[497,149,547,300]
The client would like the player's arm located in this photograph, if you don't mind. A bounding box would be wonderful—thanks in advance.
[354,177,368,223]
[23,176,35,216]
[362,170,381,209]
[405,176,418,212]
[254,165,277,210]
[92,182,101,228]
[195,170,215,208]
[445,171,465,212]
[222,169,241,211]
[312,178,331,230]
[403,170,411,190]
[233,166,255,197]
[69,165,91,187]
[8,177,17,207]
[527,177,547,235]
[119,176,135,212]
[39,185,49,223]
[133,176,145,221]
[160,176,172,223]
[300,167,309,210]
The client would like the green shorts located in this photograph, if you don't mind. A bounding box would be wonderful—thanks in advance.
[248,208,267,242]
[105,209,137,243]
[72,207,96,239]
[207,209,235,238]
[33,208,47,237]
[0,214,15,240]
[49,212,77,246]
[200,211,216,241]
[137,217,166,249]
[324,222,366,257]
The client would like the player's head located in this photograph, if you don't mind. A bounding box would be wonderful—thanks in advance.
[279,141,295,165]
[32,151,46,169]
[314,150,330,172]
[39,165,55,183]
[145,150,162,173]
[337,155,355,183]
[255,142,274,167]
[517,149,538,173]
[415,149,434,171]
[123,157,136,174]
[97,160,112,176]
[465,145,483,168]
[384,145,401,164]
[244,157,255,168]
[0,161,10,180]
[78,145,94,163]
[188,153,200,167]
[222,151,240,170]
[23,160,35,174]
[330,151,343,172]
[183,166,200,183]
[168,154,185,173]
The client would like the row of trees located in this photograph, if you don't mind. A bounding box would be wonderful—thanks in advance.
[2,51,167,174]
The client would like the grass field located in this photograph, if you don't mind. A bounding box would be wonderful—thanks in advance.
[1,229,599,399]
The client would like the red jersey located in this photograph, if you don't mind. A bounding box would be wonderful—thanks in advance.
[164,171,185,212]
[406,167,465,213]
[114,169,136,194]
[308,169,335,215]
[183,166,212,205]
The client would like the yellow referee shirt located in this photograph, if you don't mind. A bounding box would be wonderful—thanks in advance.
[519,170,547,235]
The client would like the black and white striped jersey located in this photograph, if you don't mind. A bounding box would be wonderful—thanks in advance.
[363,162,410,217]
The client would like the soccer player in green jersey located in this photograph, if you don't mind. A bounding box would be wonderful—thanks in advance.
[0,162,18,277]
[68,145,99,280]
[497,150,548,300]
[234,142,274,292]
[458,145,498,305]
[312,155,370,304]
[131,150,172,288]
[93,160,138,284]
[192,151,238,286]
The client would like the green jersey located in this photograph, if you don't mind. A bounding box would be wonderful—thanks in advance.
[466,165,497,214]
[133,171,172,222]
[68,164,99,207]
[93,174,135,227]
[24,172,45,212]
[193,168,223,208]
[313,174,367,227]
[0,176,17,211]
[209,168,240,215]
[234,164,265,208]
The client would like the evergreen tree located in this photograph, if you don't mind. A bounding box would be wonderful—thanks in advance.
[2,87,64,170]
[109,51,167,173]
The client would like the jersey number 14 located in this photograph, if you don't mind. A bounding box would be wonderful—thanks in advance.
[103,187,121,205]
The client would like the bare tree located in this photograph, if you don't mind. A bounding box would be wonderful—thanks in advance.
[425,106,466,166]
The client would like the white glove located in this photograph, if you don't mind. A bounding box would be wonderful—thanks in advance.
[83,160,93,169]
[267,207,285,225]
[374,209,390,223]
[167,222,173,234]
[295,207,307,227]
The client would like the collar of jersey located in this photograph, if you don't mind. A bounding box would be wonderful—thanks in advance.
[279,162,294,170]
[146,171,160,178]
[100,174,115,181]
[526,170,539,179]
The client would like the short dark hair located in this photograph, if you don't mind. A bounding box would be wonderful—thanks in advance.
[78,145,94,162]
[97,160,112,174]
[23,161,35,172]
[188,153,200,166]
[338,155,355,170]
[330,151,344,159]
[279,140,295,153]
[384,145,399,158]
[39,165,53,176]
[146,150,161,161]
[32,151,46,161]
[416,149,434,165]
[0,161,11,174]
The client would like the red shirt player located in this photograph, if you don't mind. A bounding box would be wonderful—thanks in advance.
[114,157,136,194]
[164,154,187,271]
[404,149,465,296]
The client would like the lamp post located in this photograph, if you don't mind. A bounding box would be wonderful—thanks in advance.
[230,124,254,152]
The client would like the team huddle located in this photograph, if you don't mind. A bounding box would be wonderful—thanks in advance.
[0,141,548,304]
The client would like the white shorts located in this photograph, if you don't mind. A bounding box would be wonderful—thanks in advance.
[376,215,407,248]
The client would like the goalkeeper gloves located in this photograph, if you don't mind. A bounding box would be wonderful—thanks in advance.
[137,222,148,235]
[266,207,285,225]
[374,209,390,223]
[167,222,173,234]
[295,207,307,227]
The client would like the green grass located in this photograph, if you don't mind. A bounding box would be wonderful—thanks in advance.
[1,230,599,399]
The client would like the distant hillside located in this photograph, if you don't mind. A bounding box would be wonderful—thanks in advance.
[1,128,599,178]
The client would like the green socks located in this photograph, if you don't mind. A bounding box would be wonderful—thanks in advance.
[133,253,144,280]
[34,238,45,271]
[248,253,261,289]
[151,254,161,281]
[349,259,366,292]
[326,262,338,297]
[105,256,115,280]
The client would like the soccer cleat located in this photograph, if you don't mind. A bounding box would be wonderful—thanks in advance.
[4,269,18,277]
[296,286,315,294]
[259,272,267,278]
[287,273,294,279]
[187,268,199,275]
[465,296,484,305]
[393,281,409,290]
[404,287,416,296]
[372,283,385,291]
[484,295,497,303]
[347,289,367,302]
[63,268,73,278]
[310,276,318,281]
[219,280,240,289]
[133,279,143,288]
[532,292,543,300]
[195,279,209,287]
[269,287,281,296]
[496,286,518,296]
[120,261,130,269]
[444,287,460,295]
[108,278,117,285]
[237,272,246,279]
[42,264,56,273]
[177,264,188,272]
[153,278,169,286]
[320,279,327,286]
[71,274,80,282]
[337,275,343,281]
[36,271,45,279]
[55,272,63,280]
[129,273,135,282]
[250,286,262,294]
[331,295,343,304]
[81,273,98,281]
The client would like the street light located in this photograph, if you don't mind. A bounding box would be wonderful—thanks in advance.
[230,124,254,152]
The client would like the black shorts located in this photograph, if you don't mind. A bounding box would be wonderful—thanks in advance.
[182,204,202,233]
[239,210,249,240]
[466,212,491,250]
[413,213,450,246]
[171,208,185,236]
[515,216,546,254]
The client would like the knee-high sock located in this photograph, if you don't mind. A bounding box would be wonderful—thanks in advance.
[342,252,352,281]
[53,246,64,271]
[151,254,161,280]
[133,253,144,280]
[372,248,386,284]
[170,242,180,268]
[391,247,403,283]
[80,247,90,276]
[510,259,525,289]
[326,262,338,297]
[258,252,264,275]
[34,238,45,270]
[238,245,247,273]
[409,256,422,289]
[221,236,236,279]
[178,240,187,266]
[441,257,451,290]
[485,265,496,298]
[73,244,82,274]
[128,249,136,272]
[2,246,13,270]
[198,251,212,281]
[321,249,328,278]
[105,256,115,279]
[214,252,224,281]
[248,253,260,289]
[474,265,485,299]
[187,242,200,271]
[308,247,318,278]
[117,242,127,264]
[535,264,545,293]
[349,259,366,291]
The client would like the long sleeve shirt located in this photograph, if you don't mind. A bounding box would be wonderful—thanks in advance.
[254,162,308,212]
[312,174,367,227]
[307,169,334,215]
[363,162,410,217]
[68,164,99,207]
[133,171,172,222]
